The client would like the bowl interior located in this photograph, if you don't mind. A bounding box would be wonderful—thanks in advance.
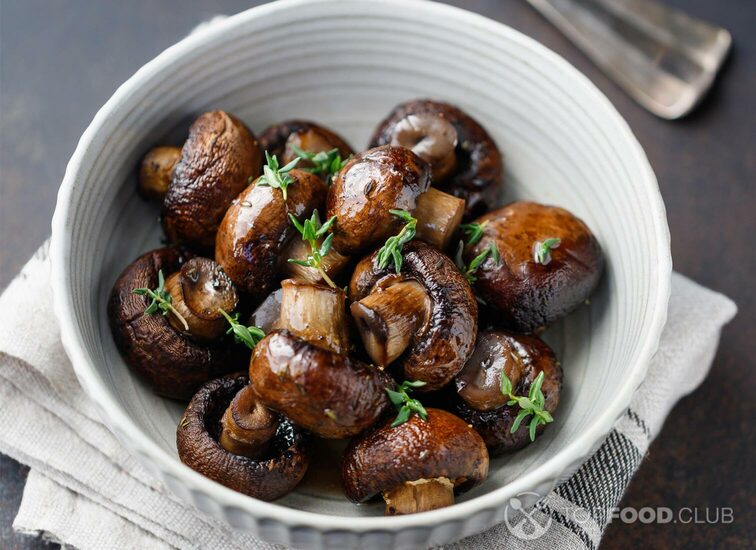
[54,0,669,522]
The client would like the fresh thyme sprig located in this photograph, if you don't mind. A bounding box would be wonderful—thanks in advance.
[386,380,428,427]
[291,145,348,185]
[132,269,189,331]
[460,220,489,246]
[287,210,338,288]
[376,209,417,273]
[455,240,501,284]
[533,237,561,265]
[500,370,554,442]
[256,151,300,200]
[218,309,265,350]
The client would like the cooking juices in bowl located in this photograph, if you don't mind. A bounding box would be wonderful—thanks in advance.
[108,100,604,514]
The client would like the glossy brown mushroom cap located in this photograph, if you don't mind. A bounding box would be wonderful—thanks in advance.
[327,145,431,254]
[466,201,604,333]
[341,408,488,503]
[249,330,393,439]
[177,375,309,501]
[453,330,562,455]
[258,120,353,163]
[370,99,503,220]
[162,111,262,249]
[107,248,247,400]
[349,241,477,391]
[215,169,326,299]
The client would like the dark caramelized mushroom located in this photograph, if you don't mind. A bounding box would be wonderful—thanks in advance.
[249,330,393,438]
[465,201,604,332]
[349,241,477,391]
[215,169,326,300]
[177,375,308,501]
[341,408,488,514]
[138,146,181,200]
[249,279,391,438]
[162,111,262,250]
[453,330,562,455]
[163,257,238,342]
[258,120,353,169]
[326,146,465,253]
[370,99,503,219]
[107,248,247,400]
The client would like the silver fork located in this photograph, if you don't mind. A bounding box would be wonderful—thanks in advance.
[526,0,732,119]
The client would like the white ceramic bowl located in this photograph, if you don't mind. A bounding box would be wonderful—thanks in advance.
[50,0,671,547]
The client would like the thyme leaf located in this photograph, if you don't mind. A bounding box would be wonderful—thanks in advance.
[256,151,300,200]
[500,370,554,441]
[131,269,188,330]
[387,380,428,427]
[291,145,348,185]
[376,209,417,273]
[533,237,561,265]
[218,309,265,349]
[287,210,338,288]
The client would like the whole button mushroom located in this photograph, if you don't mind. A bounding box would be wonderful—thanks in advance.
[259,120,353,177]
[349,241,477,391]
[108,248,247,400]
[249,279,393,438]
[327,145,465,253]
[341,408,489,515]
[465,201,604,333]
[370,99,503,220]
[162,111,262,250]
[163,257,239,342]
[177,374,309,501]
[138,146,182,200]
[453,329,562,454]
[215,160,329,300]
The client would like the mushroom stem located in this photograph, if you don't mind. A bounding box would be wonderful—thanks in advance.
[414,187,465,250]
[280,238,350,286]
[219,384,279,459]
[382,477,455,515]
[138,146,181,200]
[163,272,192,333]
[350,280,430,366]
[277,279,350,354]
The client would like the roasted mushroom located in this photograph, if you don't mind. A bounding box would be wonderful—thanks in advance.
[177,374,308,500]
[215,166,328,299]
[163,257,238,342]
[464,201,604,332]
[249,280,393,438]
[342,408,488,515]
[327,145,465,253]
[138,146,181,200]
[370,99,503,219]
[453,329,562,454]
[162,111,262,250]
[349,241,477,391]
[259,120,353,173]
[108,248,247,400]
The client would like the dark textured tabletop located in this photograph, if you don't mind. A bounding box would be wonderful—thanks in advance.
[0,1,753,548]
